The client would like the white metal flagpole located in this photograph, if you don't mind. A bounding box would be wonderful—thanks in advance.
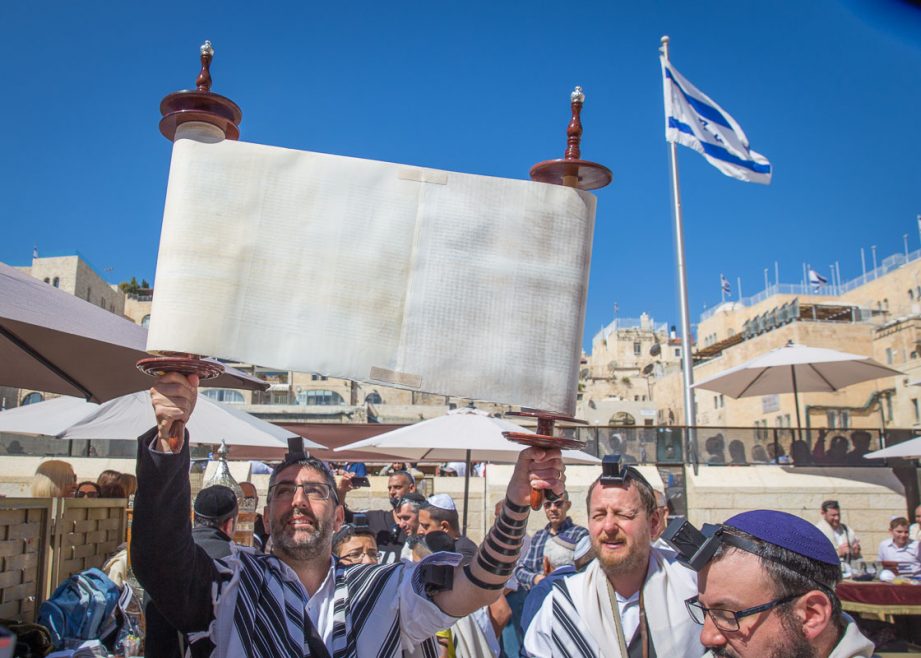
[661,35,697,432]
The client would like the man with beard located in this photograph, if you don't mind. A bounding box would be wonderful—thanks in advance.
[132,372,564,658]
[338,468,418,563]
[815,500,861,561]
[523,461,702,657]
[682,510,877,658]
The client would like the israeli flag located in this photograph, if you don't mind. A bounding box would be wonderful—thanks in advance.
[809,269,828,289]
[661,57,772,184]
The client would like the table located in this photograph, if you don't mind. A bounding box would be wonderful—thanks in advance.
[838,581,921,618]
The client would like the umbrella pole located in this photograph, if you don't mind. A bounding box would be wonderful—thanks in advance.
[462,449,471,536]
[791,365,804,443]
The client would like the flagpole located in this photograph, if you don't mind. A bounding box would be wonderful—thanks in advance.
[661,36,697,438]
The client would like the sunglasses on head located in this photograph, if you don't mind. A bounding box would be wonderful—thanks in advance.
[543,499,567,509]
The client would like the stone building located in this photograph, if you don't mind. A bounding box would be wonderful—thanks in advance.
[578,313,683,426]
[17,255,125,316]
[655,249,921,432]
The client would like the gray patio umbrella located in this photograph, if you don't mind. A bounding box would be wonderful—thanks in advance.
[0,262,267,402]
[692,341,902,436]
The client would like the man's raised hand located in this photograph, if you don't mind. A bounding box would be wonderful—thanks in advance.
[150,372,199,452]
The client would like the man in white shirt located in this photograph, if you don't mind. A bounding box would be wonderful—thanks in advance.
[523,456,702,658]
[815,500,861,561]
[878,517,921,577]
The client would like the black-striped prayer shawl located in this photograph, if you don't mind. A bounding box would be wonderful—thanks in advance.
[195,547,454,658]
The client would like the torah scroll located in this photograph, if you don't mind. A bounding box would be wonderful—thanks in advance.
[147,138,596,415]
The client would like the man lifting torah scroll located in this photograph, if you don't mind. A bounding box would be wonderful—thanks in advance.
[133,42,607,657]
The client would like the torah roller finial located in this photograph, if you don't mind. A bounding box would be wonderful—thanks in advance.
[529,85,613,191]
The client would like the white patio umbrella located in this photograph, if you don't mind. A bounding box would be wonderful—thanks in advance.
[334,407,600,532]
[0,391,325,450]
[693,341,901,436]
[863,437,921,460]
[0,396,98,436]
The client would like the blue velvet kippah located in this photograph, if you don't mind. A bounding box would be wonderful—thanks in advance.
[725,509,839,566]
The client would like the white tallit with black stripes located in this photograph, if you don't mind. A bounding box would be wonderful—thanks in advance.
[197,546,459,658]
[523,548,703,658]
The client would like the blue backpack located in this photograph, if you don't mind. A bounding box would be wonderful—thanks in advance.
[38,568,120,649]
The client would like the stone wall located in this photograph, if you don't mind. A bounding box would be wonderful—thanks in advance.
[685,464,907,560]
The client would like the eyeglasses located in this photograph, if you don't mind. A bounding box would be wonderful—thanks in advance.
[269,481,334,502]
[75,491,99,498]
[685,593,805,632]
[543,500,567,509]
[339,548,380,563]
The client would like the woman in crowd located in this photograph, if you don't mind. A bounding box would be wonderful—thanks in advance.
[30,460,77,497]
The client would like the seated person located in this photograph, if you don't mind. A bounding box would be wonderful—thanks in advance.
[333,523,380,566]
[878,516,921,577]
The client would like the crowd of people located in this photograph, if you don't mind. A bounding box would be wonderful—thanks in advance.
[15,374,902,657]
[703,429,877,467]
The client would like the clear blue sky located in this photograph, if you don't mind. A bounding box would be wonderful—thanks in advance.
[2,1,920,351]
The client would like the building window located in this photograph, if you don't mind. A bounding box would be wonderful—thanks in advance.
[43,277,50,284]
[311,373,328,381]
[827,410,839,428]
[21,392,44,405]
[886,395,894,422]
[910,289,915,301]
[297,389,344,406]
[141,315,151,328]
[719,394,724,408]
[52,277,59,288]
[633,341,641,356]
[674,348,681,357]
[886,348,894,365]
[365,391,383,404]
[912,399,920,424]
[714,396,719,410]
[884,298,890,310]
[200,389,244,404]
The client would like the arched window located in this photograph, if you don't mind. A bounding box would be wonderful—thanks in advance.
[140,315,151,328]
[365,391,383,404]
[297,389,345,406]
[608,411,636,426]
[910,289,915,301]
[52,277,60,288]
[43,277,50,284]
[200,389,244,404]
[21,392,44,406]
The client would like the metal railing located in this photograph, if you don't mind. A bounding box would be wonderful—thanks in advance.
[561,425,910,467]
[700,248,921,322]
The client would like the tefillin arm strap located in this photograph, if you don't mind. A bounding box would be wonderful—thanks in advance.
[465,497,529,591]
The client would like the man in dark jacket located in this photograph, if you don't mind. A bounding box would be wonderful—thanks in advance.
[144,485,238,657]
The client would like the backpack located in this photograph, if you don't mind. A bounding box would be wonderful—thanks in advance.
[38,568,120,649]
